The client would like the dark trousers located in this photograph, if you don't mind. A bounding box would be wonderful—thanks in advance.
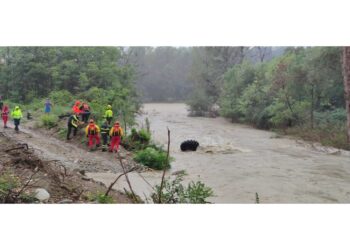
[67,124,78,140]
[106,117,112,125]
[101,133,109,151]
[14,119,20,131]
[82,112,90,123]
[101,133,109,145]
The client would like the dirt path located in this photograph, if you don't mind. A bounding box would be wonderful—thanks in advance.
[1,122,125,174]
[138,103,350,203]
[1,120,160,201]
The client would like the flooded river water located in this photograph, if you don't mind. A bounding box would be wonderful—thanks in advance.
[136,103,350,203]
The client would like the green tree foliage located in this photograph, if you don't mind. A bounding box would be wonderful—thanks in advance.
[219,47,345,131]
[0,47,141,129]
[0,47,137,104]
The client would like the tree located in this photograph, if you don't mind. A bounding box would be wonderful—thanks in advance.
[342,47,350,143]
[188,47,247,114]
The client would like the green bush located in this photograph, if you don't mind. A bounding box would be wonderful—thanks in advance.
[87,192,115,204]
[0,173,19,195]
[134,147,171,170]
[49,90,74,106]
[314,108,347,126]
[0,172,37,203]
[151,173,214,204]
[40,114,59,128]
[137,129,151,143]
[122,128,151,151]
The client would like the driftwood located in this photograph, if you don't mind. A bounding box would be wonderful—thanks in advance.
[116,152,138,202]
[158,127,170,203]
[105,166,137,196]
[5,143,29,152]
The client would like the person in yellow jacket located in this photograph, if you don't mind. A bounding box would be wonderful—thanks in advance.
[109,121,124,153]
[85,119,101,150]
[66,113,82,140]
[11,106,23,132]
[104,105,113,125]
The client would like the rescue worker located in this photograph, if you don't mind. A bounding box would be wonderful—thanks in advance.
[104,105,113,125]
[85,119,101,151]
[0,96,3,111]
[11,106,23,132]
[66,113,81,140]
[2,104,9,128]
[72,100,82,116]
[109,121,123,153]
[80,102,91,123]
[100,120,110,152]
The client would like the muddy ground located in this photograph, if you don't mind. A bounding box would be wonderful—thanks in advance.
[0,121,134,203]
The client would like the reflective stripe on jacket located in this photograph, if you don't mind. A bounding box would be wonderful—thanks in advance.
[68,115,79,127]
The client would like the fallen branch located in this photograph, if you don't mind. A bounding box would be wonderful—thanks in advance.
[116,152,138,202]
[14,170,39,199]
[158,127,170,203]
[5,144,29,153]
[105,166,138,196]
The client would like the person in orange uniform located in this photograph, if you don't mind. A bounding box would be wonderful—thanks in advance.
[85,119,101,151]
[109,121,124,153]
[72,100,82,116]
[1,104,9,128]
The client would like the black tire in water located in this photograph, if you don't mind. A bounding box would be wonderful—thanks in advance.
[180,140,199,151]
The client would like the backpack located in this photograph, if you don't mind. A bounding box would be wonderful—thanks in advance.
[88,124,97,135]
[112,127,121,136]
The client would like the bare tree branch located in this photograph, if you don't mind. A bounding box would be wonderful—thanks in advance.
[158,127,170,203]
[105,166,137,196]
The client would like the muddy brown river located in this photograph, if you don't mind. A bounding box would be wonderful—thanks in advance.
[133,103,350,203]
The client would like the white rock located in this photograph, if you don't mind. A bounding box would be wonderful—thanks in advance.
[34,188,50,202]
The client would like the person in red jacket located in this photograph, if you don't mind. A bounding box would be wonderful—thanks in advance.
[109,121,124,153]
[72,100,82,116]
[1,104,9,128]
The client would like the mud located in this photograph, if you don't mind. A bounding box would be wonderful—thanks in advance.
[137,103,350,203]
[0,131,131,203]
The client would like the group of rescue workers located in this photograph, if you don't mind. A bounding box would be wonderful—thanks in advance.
[0,96,23,132]
[0,96,124,153]
[67,100,124,153]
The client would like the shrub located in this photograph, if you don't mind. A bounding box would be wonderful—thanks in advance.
[49,90,74,106]
[151,173,214,204]
[0,173,19,195]
[121,128,151,151]
[40,114,59,128]
[314,108,347,127]
[0,172,38,203]
[134,147,171,170]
